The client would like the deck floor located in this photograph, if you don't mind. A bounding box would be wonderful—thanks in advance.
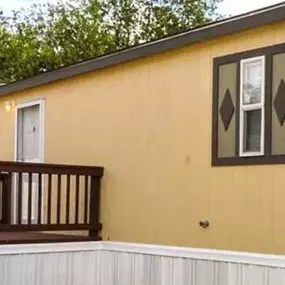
[0,232,98,244]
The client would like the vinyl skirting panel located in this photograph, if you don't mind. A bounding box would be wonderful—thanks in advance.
[0,241,284,285]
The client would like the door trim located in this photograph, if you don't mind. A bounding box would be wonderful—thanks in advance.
[14,98,45,162]
[13,98,45,224]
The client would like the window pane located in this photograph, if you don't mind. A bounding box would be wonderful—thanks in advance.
[242,59,263,104]
[243,110,261,152]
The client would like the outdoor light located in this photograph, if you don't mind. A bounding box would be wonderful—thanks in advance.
[4,101,15,112]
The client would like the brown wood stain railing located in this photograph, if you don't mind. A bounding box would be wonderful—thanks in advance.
[0,161,104,238]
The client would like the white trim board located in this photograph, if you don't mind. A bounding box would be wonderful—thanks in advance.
[13,98,45,224]
[0,241,285,268]
[14,98,45,163]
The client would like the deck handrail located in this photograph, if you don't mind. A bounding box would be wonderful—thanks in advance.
[0,161,104,176]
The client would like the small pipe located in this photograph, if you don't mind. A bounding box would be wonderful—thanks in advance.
[199,220,210,229]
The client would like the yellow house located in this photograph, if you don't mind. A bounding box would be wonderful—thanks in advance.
[1,2,285,254]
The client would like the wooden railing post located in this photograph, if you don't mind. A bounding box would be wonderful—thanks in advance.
[1,173,12,225]
[89,176,102,238]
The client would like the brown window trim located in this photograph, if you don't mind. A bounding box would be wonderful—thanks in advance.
[212,42,285,166]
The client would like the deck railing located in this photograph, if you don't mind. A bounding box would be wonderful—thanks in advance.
[0,161,104,238]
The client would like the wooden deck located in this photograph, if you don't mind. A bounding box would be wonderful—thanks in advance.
[0,232,100,244]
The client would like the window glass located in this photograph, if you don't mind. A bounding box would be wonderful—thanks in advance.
[243,110,261,152]
[242,59,263,104]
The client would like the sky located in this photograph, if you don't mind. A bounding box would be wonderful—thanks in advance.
[0,0,284,16]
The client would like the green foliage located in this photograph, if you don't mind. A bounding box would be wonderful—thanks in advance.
[0,0,222,83]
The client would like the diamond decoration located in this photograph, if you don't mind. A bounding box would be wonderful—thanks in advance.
[274,79,285,126]
[219,89,235,131]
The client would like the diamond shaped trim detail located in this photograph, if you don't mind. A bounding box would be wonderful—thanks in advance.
[219,89,235,131]
[274,79,285,126]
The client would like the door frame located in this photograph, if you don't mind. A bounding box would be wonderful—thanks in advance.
[14,98,45,162]
[13,98,45,223]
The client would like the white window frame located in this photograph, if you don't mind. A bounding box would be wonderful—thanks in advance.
[239,56,265,157]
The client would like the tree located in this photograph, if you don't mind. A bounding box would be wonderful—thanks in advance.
[0,0,222,83]
[139,0,221,41]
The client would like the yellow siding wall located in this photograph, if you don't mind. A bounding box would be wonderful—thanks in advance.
[1,21,285,254]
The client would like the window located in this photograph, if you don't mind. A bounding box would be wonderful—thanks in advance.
[240,56,265,157]
[212,43,285,166]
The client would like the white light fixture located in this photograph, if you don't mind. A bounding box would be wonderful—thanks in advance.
[5,101,15,112]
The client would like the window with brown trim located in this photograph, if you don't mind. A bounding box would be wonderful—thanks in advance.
[212,43,285,166]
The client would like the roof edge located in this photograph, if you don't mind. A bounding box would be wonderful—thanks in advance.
[1,2,285,96]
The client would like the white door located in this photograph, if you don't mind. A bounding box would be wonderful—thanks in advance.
[15,100,44,224]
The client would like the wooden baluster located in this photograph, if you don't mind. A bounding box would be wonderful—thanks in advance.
[57,174,61,224]
[84,176,89,224]
[47,174,52,224]
[17,173,22,224]
[28,173,32,225]
[66,174,70,224]
[1,173,12,225]
[0,174,2,224]
[75,175,80,224]
[38,173,42,224]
